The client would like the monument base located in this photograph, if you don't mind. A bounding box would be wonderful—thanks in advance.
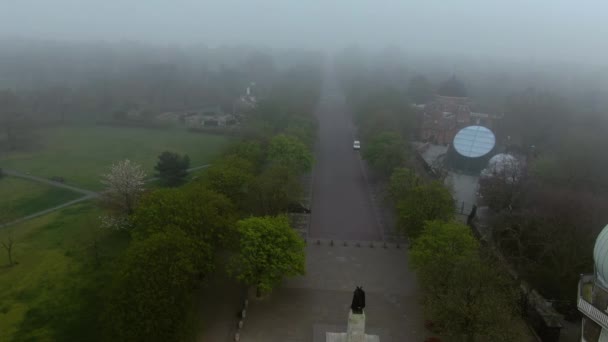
[325,332,380,342]
[326,310,380,342]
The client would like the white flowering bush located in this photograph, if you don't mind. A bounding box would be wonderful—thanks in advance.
[100,159,147,215]
[99,214,132,231]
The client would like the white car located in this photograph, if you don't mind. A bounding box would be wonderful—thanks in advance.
[353,140,360,150]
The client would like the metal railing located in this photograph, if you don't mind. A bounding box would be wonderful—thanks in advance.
[578,274,608,330]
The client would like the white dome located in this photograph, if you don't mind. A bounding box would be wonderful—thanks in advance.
[481,153,521,182]
[593,224,608,288]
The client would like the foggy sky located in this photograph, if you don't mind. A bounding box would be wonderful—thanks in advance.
[1,0,607,66]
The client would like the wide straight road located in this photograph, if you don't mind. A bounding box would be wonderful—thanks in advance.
[308,70,382,241]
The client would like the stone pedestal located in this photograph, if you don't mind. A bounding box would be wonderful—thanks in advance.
[326,310,380,342]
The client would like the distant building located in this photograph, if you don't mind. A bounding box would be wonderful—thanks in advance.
[418,76,502,145]
[578,225,608,342]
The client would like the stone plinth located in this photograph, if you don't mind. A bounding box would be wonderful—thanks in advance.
[326,310,380,342]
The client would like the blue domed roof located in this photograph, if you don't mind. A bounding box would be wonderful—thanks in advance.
[593,224,608,288]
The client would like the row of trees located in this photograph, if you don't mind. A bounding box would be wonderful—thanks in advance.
[411,220,529,341]
[97,63,320,341]
[335,55,528,341]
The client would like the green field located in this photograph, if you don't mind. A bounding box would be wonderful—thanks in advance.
[0,203,129,341]
[0,176,82,222]
[0,125,233,190]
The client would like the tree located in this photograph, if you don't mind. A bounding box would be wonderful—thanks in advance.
[251,164,302,215]
[491,185,605,305]
[395,181,454,239]
[100,159,146,216]
[203,155,255,212]
[104,230,212,342]
[410,221,527,341]
[132,184,236,246]
[410,221,479,294]
[0,89,27,151]
[1,231,16,266]
[389,167,420,201]
[229,216,305,297]
[268,134,313,173]
[154,151,190,187]
[362,132,408,177]
[408,75,434,104]
[504,88,569,149]
[223,140,265,171]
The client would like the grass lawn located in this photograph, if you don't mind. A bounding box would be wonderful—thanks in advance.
[0,125,233,191]
[0,176,82,222]
[0,202,129,341]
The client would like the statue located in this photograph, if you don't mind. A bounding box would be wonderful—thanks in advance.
[351,286,366,314]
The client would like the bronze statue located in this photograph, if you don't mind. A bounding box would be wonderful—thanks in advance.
[351,286,366,314]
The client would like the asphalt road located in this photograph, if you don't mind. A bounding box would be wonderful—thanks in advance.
[308,71,382,241]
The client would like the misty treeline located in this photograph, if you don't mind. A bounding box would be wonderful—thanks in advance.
[0,38,320,150]
[335,46,608,326]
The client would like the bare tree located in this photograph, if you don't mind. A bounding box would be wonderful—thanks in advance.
[1,232,16,266]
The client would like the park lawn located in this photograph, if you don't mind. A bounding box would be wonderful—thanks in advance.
[0,202,130,341]
[0,176,82,222]
[0,125,233,191]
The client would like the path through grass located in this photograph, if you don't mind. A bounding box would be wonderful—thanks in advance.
[0,125,233,190]
[0,176,82,222]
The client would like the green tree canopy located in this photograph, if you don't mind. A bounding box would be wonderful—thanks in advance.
[250,164,302,215]
[223,140,265,171]
[203,155,256,212]
[154,151,190,187]
[268,134,313,173]
[362,132,408,177]
[410,220,527,341]
[131,184,236,245]
[103,230,211,342]
[389,167,420,201]
[229,216,305,296]
[395,181,454,239]
[410,220,479,292]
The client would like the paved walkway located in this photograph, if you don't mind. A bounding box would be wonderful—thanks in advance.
[0,194,95,228]
[196,66,426,341]
[239,244,427,342]
[3,169,98,196]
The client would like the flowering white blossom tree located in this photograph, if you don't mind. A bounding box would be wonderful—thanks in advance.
[101,159,146,216]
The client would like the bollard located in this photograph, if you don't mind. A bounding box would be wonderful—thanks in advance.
[241,309,246,319]
[369,242,374,248]
[356,242,360,247]
[330,240,334,246]
[396,243,400,249]
[317,239,321,245]
[383,242,387,249]
[343,241,347,246]
[244,299,249,308]
[238,320,244,329]
[235,332,240,341]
